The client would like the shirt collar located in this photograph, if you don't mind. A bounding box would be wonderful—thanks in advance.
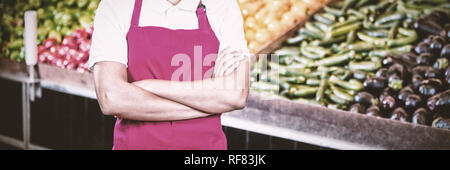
[147,0,200,13]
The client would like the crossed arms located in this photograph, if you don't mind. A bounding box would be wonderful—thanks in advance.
[93,49,250,121]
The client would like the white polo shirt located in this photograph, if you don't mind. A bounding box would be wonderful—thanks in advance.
[88,0,249,70]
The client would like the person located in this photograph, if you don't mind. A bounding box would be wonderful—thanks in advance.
[88,0,250,150]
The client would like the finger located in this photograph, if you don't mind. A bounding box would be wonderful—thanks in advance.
[219,55,244,76]
[215,47,232,66]
[217,51,240,77]
[224,62,240,76]
[222,55,245,76]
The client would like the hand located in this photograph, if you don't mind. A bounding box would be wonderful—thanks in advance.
[213,47,245,77]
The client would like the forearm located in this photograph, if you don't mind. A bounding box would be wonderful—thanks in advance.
[93,62,211,121]
[99,81,211,121]
[116,107,211,122]
[134,59,250,113]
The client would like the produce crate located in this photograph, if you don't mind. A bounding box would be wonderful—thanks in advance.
[229,93,450,149]
[244,0,450,148]
[0,58,29,83]
[0,57,96,99]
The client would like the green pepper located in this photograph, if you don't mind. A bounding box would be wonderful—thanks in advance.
[347,42,375,52]
[299,28,325,40]
[313,51,356,67]
[314,13,335,25]
[329,75,363,91]
[284,67,319,79]
[384,1,397,14]
[330,17,363,30]
[287,34,307,44]
[346,9,364,19]
[363,19,400,30]
[349,60,381,72]
[300,45,321,60]
[293,56,314,65]
[388,23,399,39]
[328,94,348,105]
[306,78,321,86]
[288,85,319,98]
[327,22,362,38]
[274,47,299,56]
[329,83,353,102]
[314,22,331,32]
[250,81,279,92]
[324,6,344,16]
[302,43,330,59]
[341,0,357,12]
[346,30,356,44]
[354,0,369,8]
[318,35,346,46]
[357,32,387,48]
[387,28,418,47]
[374,12,405,26]
[368,45,413,57]
[292,98,323,106]
[397,1,422,17]
[316,78,328,102]
[339,70,352,80]
[328,66,346,75]
[305,22,324,34]
[279,56,294,65]
[280,76,306,84]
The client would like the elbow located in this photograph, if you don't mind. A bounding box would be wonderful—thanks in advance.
[97,90,119,116]
[229,88,249,110]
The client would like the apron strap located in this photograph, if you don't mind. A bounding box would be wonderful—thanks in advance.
[196,0,209,30]
[131,0,143,27]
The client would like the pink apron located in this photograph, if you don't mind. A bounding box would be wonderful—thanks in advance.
[112,0,227,150]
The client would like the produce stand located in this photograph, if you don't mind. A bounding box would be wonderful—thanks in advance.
[1,57,449,150]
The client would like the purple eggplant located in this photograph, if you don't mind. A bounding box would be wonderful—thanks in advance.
[430,39,444,53]
[375,68,388,78]
[414,19,446,36]
[398,86,414,102]
[419,78,443,97]
[432,117,450,130]
[363,76,387,91]
[412,108,428,125]
[404,94,423,112]
[415,42,431,54]
[416,53,435,65]
[427,89,450,116]
[412,74,424,90]
[441,44,450,59]
[354,92,377,107]
[366,106,381,117]
[424,67,441,79]
[349,103,365,114]
[390,107,409,122]
[380,92,396,111]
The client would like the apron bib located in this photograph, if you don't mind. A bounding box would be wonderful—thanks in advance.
[112,0,227,150]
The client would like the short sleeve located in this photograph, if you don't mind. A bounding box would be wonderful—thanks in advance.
[208,0,250,57]
[88,0,132,70]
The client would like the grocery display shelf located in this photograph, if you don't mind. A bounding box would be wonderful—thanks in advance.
[1,57,450,149]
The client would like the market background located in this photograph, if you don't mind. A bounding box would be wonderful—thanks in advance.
[1,0,449,150]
